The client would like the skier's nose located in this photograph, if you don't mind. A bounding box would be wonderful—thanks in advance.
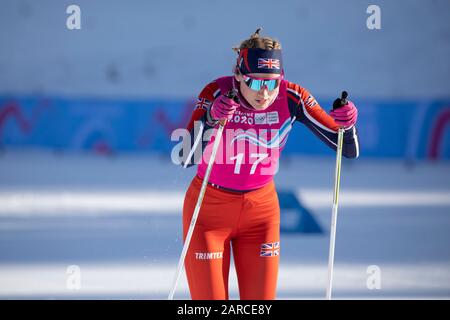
[259,86,269,98]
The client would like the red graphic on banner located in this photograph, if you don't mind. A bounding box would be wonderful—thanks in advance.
[429,107,450,160]
[0,99,50,142]
[138,99,194,148]
[93,139,113,156]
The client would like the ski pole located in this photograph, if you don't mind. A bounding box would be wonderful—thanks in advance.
[168,91,237,300]
[326,91,347,300]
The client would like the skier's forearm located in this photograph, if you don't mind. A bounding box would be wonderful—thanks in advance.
[342,126,359,158]
[179,113,216,168]
[303,121,360,159]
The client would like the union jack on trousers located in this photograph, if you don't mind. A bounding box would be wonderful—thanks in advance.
[257,58,280,70]
[260,242,280,257]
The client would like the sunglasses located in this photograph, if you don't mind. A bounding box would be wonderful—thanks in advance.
[242,74,282,92]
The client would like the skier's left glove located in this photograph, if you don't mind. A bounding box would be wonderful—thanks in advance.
[329,100,358,129]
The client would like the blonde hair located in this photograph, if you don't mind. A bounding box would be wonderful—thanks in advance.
[233,28,282,52]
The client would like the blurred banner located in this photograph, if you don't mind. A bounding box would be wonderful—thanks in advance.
[1,96,449,160]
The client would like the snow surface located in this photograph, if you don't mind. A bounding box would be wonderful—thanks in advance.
[0,150,449,299]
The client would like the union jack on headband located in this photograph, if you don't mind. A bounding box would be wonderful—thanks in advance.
[260,242,280,257]
[258,58,280,70]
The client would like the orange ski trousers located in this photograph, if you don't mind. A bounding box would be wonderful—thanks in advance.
[183,175,280,300]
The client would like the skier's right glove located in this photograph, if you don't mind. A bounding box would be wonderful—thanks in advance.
[329,101,358,129]
[329,91,358,129]
[207,93,240,125]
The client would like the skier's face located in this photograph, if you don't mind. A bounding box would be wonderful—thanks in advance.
[235,73,280,110]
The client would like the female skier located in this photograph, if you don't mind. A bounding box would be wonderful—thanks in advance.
[179,29,359,300]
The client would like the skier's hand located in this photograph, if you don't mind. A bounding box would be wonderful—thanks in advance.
[329,100,358,129]
[209,93,240,122]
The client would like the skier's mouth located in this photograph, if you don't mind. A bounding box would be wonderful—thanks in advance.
[255,98,268,104]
